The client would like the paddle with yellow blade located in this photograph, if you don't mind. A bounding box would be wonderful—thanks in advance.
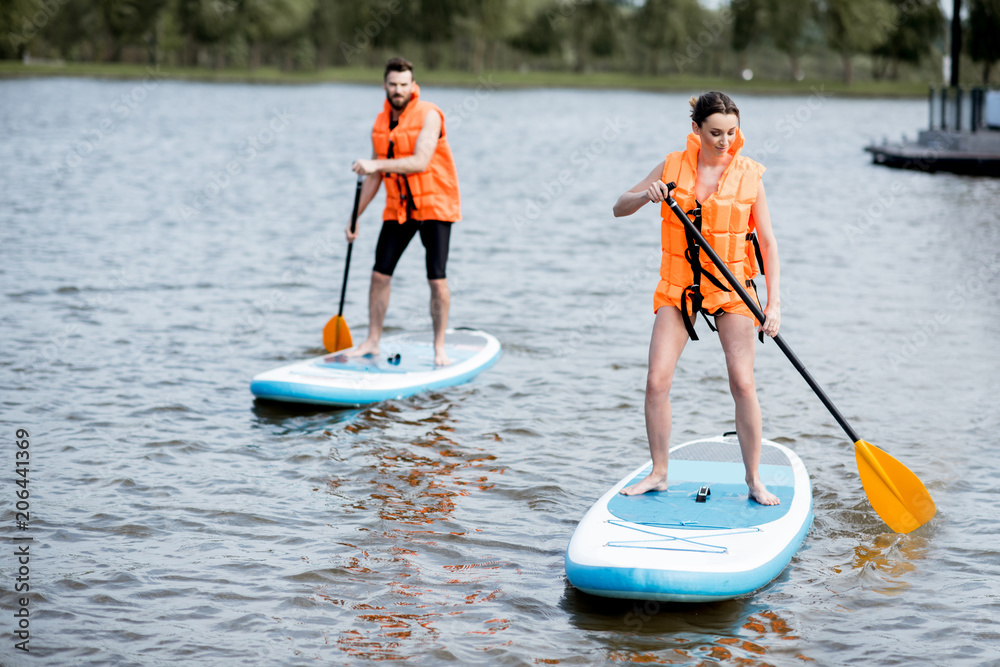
[323,175,365,353]
[662,182,936,533]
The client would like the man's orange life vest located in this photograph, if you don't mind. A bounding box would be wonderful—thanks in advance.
[654,129,765,332]
[371,83,461,223]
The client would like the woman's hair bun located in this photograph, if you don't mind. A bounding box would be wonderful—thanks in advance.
[689,91,740,126]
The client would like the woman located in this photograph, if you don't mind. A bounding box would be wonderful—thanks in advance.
[612,91,781,505]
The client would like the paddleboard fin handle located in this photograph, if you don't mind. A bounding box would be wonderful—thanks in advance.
[696,486,711,503]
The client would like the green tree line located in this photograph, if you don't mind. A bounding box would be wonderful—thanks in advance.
[2,0,999,84]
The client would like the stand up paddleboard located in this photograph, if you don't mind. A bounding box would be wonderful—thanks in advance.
[250,329,500,407]
[565,434,812,602]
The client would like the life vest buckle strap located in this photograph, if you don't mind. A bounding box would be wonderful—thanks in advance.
[747,279,765,343]
[701,269,731,294]
[680,202,709,341]
[747,231,765,276]
[680,286,701,341]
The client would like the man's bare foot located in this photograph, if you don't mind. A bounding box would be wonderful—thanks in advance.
[345,339,379,357]
[620,471,669,495]
[434,347,452,366]
[747,479,780,505]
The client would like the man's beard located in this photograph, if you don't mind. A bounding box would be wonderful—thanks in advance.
[387,92,410,110]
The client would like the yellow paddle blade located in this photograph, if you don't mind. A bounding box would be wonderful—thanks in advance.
[323,316,353,353]
[855,440,936,534]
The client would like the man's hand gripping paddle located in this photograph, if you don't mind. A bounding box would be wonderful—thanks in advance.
[662,182,936,533]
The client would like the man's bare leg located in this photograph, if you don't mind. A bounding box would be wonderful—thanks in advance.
[716,313,779,505]
[346,270,391,357]
[621,306,689,495]
[429,278,451,365]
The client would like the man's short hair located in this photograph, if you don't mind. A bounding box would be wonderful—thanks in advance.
[384,57,414,80]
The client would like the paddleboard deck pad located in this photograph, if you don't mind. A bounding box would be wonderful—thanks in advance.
[250,329,500,407]
[565,434,812,602]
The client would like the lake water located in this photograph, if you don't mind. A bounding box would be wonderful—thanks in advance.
[2,76,999,665]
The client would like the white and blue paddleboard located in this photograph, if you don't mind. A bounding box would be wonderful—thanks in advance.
[565,434,812,602]
[250,328,501,407]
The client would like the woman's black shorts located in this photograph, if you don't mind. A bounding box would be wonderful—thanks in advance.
[373,219,453,280]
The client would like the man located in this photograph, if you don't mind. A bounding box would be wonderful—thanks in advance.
[347,57,461,366]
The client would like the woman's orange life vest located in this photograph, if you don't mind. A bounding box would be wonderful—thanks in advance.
[654,129,766,328]
[371,83,461,223]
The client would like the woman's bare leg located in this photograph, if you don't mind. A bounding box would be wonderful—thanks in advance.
[716,312,779,505]
[621,306,690,495]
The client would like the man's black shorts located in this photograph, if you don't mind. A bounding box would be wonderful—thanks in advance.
[373,219,453,280]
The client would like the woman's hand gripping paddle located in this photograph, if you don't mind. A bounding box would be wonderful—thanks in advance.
[662,182,936,533]
[323,176,364,353]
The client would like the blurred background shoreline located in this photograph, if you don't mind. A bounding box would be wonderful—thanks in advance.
[2,0,998,97]
[0,61,933,96]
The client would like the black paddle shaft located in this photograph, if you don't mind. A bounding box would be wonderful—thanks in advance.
[337,176,365,317]
[662,183,861,444]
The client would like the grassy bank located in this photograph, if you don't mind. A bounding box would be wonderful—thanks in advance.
[0,60,930,97]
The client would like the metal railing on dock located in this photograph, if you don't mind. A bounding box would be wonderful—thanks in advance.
[930,85,999,133]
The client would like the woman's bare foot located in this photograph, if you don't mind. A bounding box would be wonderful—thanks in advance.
[747,478,780,505]
[434,347,452,366]
[620,470,669,495]
[345,339,379,357]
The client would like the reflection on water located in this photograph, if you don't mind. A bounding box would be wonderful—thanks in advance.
[251,397,362,429]
[563,588,817,663]
[316,398,510,660]
[852,532,928,596]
